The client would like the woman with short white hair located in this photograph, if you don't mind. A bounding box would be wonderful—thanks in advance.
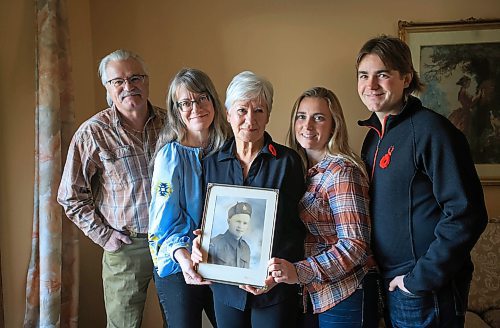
[193,71,306,327]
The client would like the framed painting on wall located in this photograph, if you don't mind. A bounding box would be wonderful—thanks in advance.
[196,183,278,287]
[399,18,500,185]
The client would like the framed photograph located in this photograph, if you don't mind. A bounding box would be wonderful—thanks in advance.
[399,18,500,185]
[196,183,279,287]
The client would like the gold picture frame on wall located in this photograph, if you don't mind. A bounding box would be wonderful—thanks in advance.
[398,18,500,185]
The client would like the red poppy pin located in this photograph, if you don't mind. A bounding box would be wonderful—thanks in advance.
[268,144,277,157]
[379,146,394,169]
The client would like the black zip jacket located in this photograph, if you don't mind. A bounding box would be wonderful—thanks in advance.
[358,96,487,294]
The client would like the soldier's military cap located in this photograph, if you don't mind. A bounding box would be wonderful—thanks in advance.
[228,202,252,219]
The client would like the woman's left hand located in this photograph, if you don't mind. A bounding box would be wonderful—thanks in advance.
[268,257,299,284]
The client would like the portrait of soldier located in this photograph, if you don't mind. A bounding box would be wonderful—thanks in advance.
[208,202,252,268]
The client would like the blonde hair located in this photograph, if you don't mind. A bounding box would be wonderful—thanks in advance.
[287,87,367,176]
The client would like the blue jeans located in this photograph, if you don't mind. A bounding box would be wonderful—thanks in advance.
[385,278,469,328]
[154,271,217,328]
[318,271,379,328]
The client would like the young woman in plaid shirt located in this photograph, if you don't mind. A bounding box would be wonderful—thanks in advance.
[268,87,378,327]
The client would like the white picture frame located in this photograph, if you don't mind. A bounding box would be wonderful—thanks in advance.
[196,183,279,287]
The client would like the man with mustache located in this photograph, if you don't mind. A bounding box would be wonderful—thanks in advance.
[58,49,165,327]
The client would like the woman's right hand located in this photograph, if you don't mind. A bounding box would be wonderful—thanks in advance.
[268,257,299,284]
[191,229,203,264]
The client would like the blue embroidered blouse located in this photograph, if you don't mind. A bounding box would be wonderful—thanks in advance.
[148,142,204,277]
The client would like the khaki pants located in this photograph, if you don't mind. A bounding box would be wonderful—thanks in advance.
[102,237,153,328]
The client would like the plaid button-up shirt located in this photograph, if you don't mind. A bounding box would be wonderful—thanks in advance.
[294,154,371,314]
[58,103,164,247]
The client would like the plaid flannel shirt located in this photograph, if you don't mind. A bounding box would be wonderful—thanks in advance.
[57,103,164,247]
[294,154,371,314]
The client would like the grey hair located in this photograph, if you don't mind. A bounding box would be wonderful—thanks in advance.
[98,49,149,106]
[225,71,274,115]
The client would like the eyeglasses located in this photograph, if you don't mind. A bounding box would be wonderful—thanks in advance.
[106,74,148,88]
[177,94,211,112]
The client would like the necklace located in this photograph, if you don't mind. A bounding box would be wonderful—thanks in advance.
[237,150,259,168]
[121,120,144,135]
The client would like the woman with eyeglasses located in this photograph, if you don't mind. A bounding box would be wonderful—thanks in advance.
[148,68,231,328]
[192,71,306,327]
[268,87,377,327]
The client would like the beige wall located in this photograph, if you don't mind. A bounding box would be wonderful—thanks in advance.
[1,0,36,326]
[1,0,499,326]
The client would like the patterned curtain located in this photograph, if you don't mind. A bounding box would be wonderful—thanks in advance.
[24,0,78,327]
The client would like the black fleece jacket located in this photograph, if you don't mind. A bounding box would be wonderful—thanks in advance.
[358,96,487,295]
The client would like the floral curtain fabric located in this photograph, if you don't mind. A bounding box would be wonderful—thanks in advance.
[24,0,78,327]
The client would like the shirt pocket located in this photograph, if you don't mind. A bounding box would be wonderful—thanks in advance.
[98,146,134,190]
